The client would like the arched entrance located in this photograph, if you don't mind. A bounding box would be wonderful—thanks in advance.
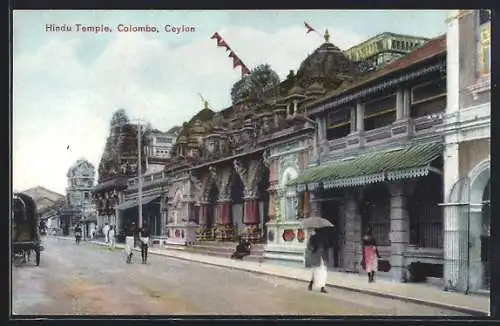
[468,158,490,290]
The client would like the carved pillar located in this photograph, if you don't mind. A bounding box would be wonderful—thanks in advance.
[389,183,410,282]
[197,199,211,240]
[216,199,233,241]
[242,196,261,242]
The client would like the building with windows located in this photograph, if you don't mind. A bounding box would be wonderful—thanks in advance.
[441,9,490,294]
[344,32,429,69]
[286,33,447,282]
[146,128,179,160]
[64,159,97,236]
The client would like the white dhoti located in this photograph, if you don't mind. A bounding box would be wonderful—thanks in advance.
[125,236,134,256]
[312,258,328,289]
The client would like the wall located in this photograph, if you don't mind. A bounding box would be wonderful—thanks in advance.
[459,11,491,108]
[458,139,490,179]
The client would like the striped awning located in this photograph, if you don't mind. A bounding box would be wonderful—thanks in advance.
[288,141,443,191]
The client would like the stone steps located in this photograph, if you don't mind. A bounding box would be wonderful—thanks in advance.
[171,241,265,263]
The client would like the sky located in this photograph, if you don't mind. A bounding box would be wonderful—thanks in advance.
[12,10,449,194]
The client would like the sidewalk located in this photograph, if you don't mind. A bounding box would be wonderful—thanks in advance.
[57,236,489,315]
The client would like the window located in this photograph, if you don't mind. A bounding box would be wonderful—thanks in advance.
[408,172,443,248]
[326,106,351,140]
[363,94,396,131]
[84,192,89,200]
[478,10,491,76]
[410,78,447,118]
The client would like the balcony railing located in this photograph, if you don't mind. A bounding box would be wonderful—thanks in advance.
[127,171,167,188]
[320,115,443,156]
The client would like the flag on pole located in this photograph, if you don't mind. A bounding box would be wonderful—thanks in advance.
[210,32,221,40]
[304,21,315,34]
[211,32,251,77]
[232,56,242,68]
[242,65,251,75]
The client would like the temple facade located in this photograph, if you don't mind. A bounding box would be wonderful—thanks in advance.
[441,9,491,293]
[108,29,464,288]
[92,109,149,236]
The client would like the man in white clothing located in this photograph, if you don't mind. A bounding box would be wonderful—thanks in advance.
[108,225,116,249]
[103,223,109,243]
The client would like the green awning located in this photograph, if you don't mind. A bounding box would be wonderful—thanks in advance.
[288,142,443,191]
[117,195,161,211]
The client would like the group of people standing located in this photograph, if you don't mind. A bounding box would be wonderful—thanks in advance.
[305,226,382,293]
[124,221,150,264]
[74,221,150,265]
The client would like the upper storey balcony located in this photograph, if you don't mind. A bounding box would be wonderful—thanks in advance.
[312,71,446,161]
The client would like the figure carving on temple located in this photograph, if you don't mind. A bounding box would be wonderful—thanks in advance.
[233,159,247,178]
[262,149,271,168]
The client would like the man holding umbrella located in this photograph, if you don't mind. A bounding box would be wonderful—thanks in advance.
[303,217,336,293]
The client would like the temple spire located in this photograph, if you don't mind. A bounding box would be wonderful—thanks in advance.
[324,29,330,43]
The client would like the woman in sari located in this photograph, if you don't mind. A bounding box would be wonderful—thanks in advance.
[305,229,328,293]
[362,228,381,283]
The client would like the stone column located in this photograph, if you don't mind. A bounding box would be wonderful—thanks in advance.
[308,192,322,217]
[216,199,233,241]
[396,88,405,120]
[403,89,411,118]
[356,101,364,132]
[350,106,357,133]
[267,191,277,221]
[160,194,167,236]
[468,206,485,291]
[389,183,410,282]
[243,196,261,242]
[342,189,362,272]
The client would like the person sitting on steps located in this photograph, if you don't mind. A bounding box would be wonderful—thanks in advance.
[231,237,251,260]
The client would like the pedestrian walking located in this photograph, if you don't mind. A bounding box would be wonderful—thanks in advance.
[362,228,381,283]
[108,225,116,250]
[139,222,150,264]
[124,222,136,264]
[305,229,328,293]
[74,224,82,245]
[103,223,110,244]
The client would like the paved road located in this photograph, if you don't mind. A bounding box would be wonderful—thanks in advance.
[12,236,467,316]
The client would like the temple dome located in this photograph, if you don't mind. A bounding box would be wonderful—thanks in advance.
[190,119,206,134]
[288,85,305,96]
[296,38,356,89]
[306,81,326,96]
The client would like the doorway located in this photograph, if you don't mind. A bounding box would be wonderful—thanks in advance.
[320,188,344,268]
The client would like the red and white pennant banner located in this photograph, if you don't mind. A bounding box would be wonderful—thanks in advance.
[211,32,251,77]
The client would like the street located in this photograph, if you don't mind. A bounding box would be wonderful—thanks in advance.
[12,236,467,316]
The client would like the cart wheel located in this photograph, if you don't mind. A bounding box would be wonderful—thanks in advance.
[35,248,40,266]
